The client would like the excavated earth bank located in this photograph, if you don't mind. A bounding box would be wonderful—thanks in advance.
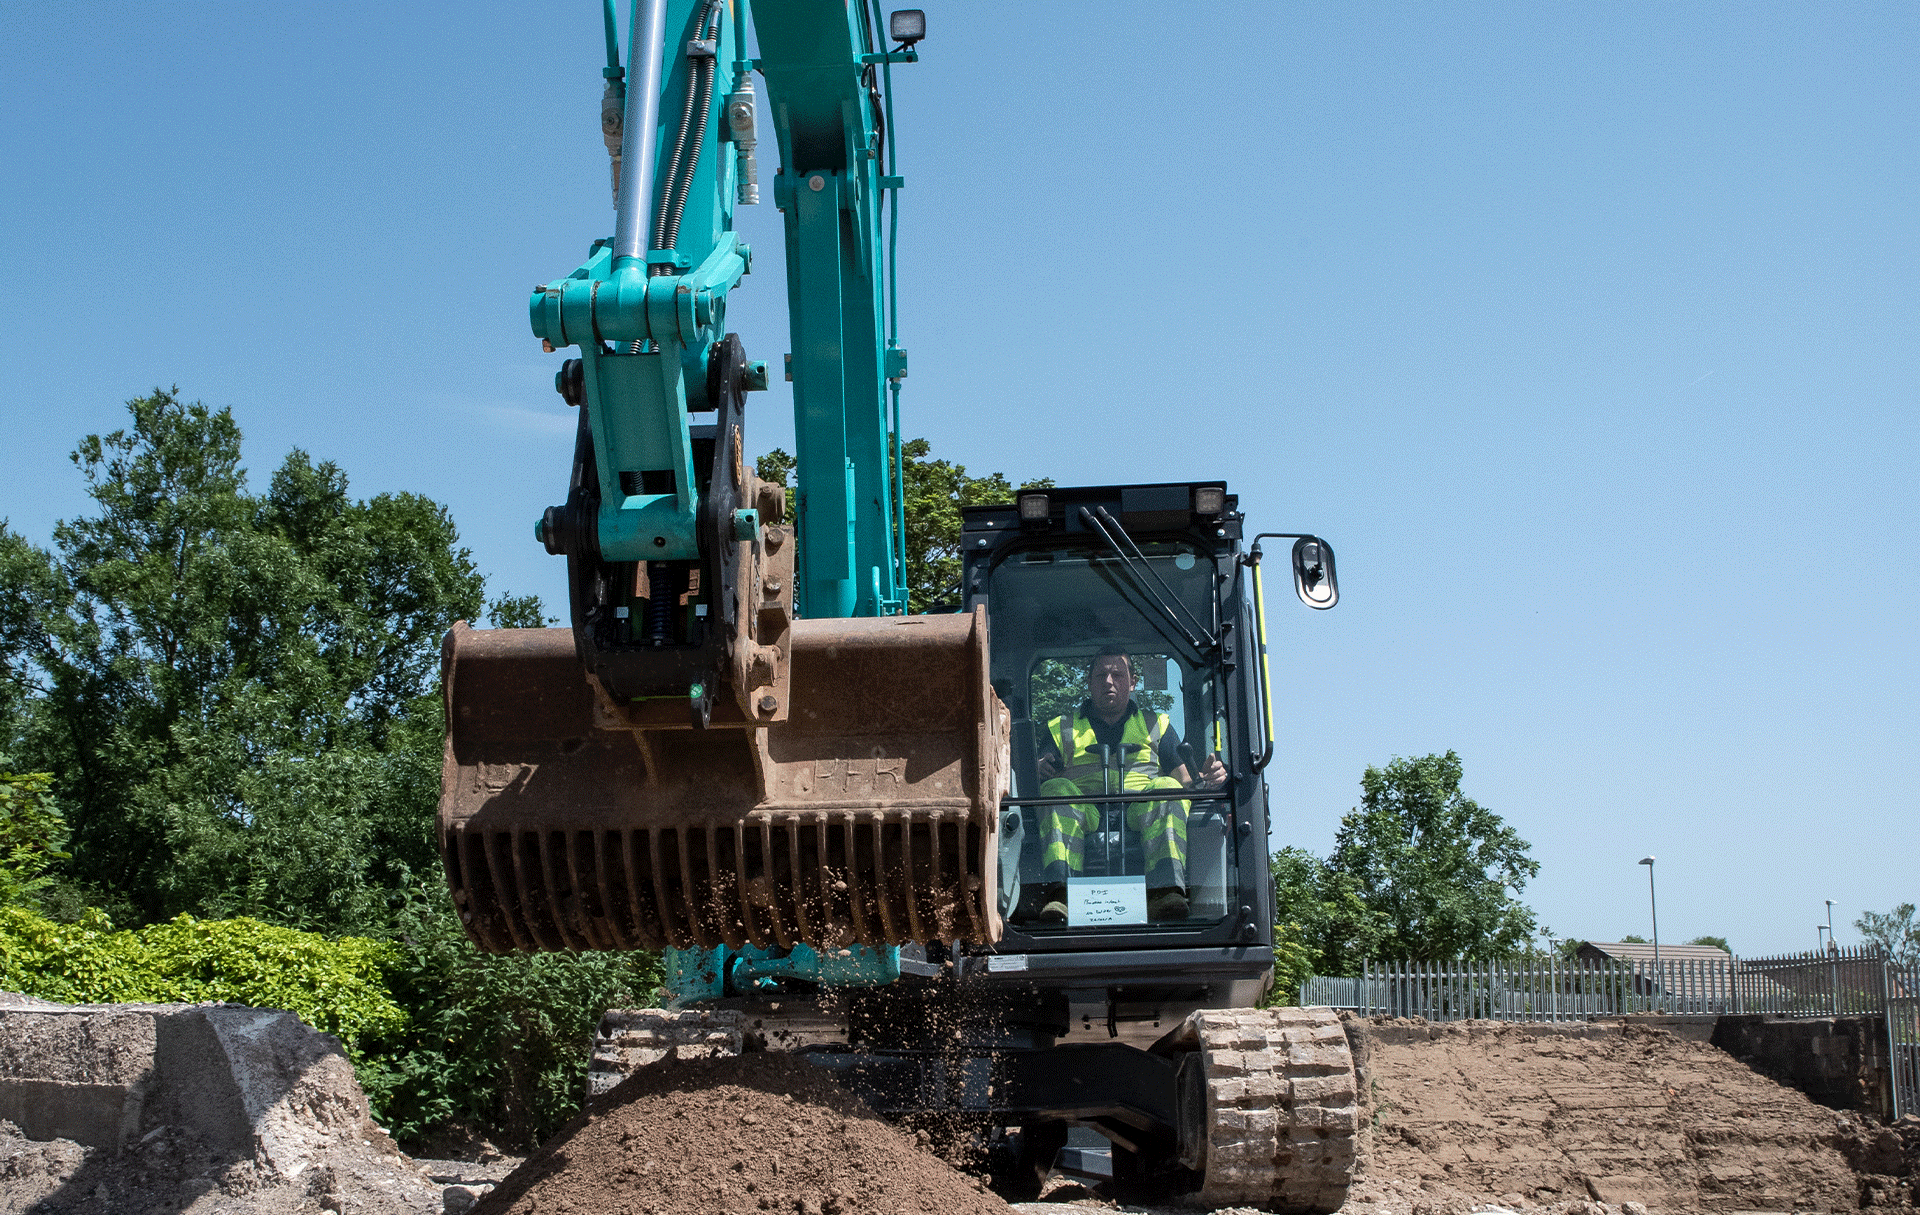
[1341,1016,1900,1214]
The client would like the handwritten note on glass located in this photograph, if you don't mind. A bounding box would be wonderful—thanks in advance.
[1067,876,1148,926]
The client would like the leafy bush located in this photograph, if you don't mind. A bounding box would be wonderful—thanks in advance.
[0,906,404,1057]
[1264,920,1317,1007]
[362,889,662,1149]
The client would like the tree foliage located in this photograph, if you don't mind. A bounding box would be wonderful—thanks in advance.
[1271,752,1543,978]
[367,893,661,1147]
[756,438,1050,613]
[0,389,657,1149]
[2,388,483,932]
[1329,751,1541,962]
[1855,904,1919,968]
[0,772,68,910]
[1686,935,1731,952]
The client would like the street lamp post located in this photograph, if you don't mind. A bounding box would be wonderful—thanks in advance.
[1825,899,1839,1014]
[1639,856,1659,1011]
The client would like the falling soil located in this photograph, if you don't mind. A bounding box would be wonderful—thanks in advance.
[1343,1017,1876,1213]
[471,1051,1013,1215]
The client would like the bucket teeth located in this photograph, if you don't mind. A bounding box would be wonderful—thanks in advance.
[444,815,990,951]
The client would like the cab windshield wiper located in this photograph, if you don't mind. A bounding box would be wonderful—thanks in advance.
[1077,505,1217,658]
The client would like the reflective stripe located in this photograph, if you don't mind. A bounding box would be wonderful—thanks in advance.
[1048,707,1171,786]
[1036,774,1189,886]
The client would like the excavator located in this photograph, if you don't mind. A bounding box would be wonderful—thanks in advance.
[438,2,1355,1209]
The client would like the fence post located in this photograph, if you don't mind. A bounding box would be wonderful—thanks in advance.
[1879,949,1900,1121]
[1831,945,1841,1017]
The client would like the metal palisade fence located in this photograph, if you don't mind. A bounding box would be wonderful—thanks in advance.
[1300,945,1919,1118]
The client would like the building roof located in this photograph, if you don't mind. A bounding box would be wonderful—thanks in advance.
[1576,941,1732,963]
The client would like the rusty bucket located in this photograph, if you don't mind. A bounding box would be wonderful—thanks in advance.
[438,608,1007,954]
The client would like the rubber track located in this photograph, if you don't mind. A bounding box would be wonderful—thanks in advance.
[1190,1006,1357,1213]
[588,1008,744,1095]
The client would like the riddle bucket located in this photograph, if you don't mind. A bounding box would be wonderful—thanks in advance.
[438,608,1007,954]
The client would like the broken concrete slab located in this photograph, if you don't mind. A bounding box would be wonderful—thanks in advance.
[0,993,393,1181]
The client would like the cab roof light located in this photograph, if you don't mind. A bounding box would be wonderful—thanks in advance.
[1193,486,1226,516]
[1017,492,1051,525]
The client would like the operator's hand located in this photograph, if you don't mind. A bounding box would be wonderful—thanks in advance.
[1197,754,1228,788]
[1036,753,1061,781]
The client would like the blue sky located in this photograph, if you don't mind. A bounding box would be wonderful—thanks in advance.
[2,1,1913,957]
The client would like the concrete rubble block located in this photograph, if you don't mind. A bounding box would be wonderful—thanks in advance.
[0,992,394,1181]
[443,1181,495,1213]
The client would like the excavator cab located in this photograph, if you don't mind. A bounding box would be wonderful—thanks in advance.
[968,483,1265,955]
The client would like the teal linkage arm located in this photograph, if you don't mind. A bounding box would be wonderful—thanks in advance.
[529,0,912,595]
[531,0,745,563]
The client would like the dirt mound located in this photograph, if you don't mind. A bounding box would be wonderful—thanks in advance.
[473,1052,1011,1215]
[1346,1017,1865,1213]
[1837,1111,1920,1209]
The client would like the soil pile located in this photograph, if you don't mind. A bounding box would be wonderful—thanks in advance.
[472,1052,1011,1215]
[1837,1111,1920,1209]
[1347,1017,1864,1213]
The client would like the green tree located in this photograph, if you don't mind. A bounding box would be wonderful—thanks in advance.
[1620,934,1649,944]
[1267,845,1386,981]
[2,388,664,1150]
[755,438,1051,613]
[3,389,484,934]
[1686,935,1731,953]
[1855,904,1919,968]
[1323,751,1542,963]
[368,892,661,1148]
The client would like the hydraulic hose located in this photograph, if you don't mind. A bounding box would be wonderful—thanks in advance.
[653,0,722,268]
[662,45,716,251]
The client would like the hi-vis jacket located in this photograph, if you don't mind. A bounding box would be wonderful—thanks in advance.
[1046,706,1172,790]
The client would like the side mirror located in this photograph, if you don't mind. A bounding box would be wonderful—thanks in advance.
[1290,537,1338,609]
[889,9,926,46]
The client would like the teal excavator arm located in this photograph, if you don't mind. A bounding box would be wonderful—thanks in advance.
[529,0,915,652]
[436,3,1005,977]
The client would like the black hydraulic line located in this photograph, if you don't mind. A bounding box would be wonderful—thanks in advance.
[663,50,715,250]
[1076,507,1208,658]
[652,0,720,264]
[1092,505,1217,647]
[652,79,700,257]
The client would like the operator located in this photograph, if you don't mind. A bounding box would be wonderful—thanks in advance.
[1032,645,1226,924]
